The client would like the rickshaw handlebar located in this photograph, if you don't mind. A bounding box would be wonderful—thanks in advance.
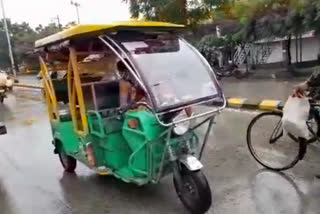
[156,95,227,127]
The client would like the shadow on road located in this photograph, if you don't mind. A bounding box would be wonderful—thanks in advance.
[250,169,305,214]
[0,179,14,214]
[59,171,186,214]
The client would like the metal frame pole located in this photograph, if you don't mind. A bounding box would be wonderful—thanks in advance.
[0,0,16,77]
[71,1,80,24]
[76,5,80,24]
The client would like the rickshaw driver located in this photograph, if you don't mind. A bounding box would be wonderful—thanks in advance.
[117,59,193,116]
[117,60,146,107]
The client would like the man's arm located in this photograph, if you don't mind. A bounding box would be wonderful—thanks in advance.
[293,70,320,97]
[307,70,320,87]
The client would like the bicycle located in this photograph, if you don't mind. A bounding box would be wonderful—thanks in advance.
[247,94,320,171]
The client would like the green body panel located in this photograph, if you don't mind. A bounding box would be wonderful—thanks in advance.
[52,120,79,154]
[102,133,132,170]
[122,110,166,177]
[51,109,199,185]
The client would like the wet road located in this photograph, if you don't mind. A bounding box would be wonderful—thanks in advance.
[18,74,301,101]
[1,76,320,214]
[220,78,301,101]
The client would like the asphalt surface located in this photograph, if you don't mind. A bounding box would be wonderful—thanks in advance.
[1,76,320,214]
[220,78,301,101]
[18,74,301,101]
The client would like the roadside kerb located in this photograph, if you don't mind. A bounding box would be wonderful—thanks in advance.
[13,83,43,90]
[227,97,284,111]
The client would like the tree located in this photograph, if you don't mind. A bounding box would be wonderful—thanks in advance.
[35,23,60,39]
[0,19,61,70]
[219,0,309,67]
[0,31,10,68]
[123,0,221,25]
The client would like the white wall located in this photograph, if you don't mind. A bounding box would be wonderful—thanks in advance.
[290,37,320,63]
[253,36,320,64]
[266,42,283,63]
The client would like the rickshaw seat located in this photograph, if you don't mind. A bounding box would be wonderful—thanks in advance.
[57,102,72,122]
[82,81,120,111]
[95,81,120,110]
[52,79,68,104]
[52,76,102,104]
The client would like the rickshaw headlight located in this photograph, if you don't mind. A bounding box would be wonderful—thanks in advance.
[173,112,190,135]
[173,121,190,135]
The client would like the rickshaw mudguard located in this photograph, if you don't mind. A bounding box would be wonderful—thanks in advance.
[51,120,79,155]
[179,155,203,171]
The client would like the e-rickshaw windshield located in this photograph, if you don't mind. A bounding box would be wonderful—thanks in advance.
[111,33,221,112]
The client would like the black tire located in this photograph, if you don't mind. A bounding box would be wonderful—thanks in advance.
[0,96,4,103]
[247,111,301,171]
[58,150,77,173]
[173,166,212,214]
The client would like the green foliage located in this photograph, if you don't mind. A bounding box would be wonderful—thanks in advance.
[225,0,320,42]
[196,34,236,66]
[0,19,60,70]
[123,0,223,25]
[0,31,10,68]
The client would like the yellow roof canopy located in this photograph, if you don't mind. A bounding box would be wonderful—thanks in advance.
[35,21,185,48]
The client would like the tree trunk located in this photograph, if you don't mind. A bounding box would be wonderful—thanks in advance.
[295,33,298,63]
[299,34,302,62]
[287,35,292,66]
[178,0,187,25]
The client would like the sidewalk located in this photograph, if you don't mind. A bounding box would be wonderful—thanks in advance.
[244,66,318,80]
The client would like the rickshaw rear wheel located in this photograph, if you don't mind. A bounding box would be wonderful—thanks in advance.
[173,166,212,214]
[58,151,77,173]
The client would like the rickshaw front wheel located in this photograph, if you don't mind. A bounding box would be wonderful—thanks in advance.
[58,151,77,173]
[173,166,212,214]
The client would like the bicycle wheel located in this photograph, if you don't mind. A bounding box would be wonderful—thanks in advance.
[247,111,301,171]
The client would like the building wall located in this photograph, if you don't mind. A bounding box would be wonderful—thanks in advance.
[266,42,283,63]
[290,37,320,63]
[252,36,320,65]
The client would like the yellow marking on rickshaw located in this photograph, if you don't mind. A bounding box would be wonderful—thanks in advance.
[259,100,281,110]
[39,57,59,121]
[35,22,184,48]
[97,171,109,175]
[68,48,88,136]
[227,98,246,107]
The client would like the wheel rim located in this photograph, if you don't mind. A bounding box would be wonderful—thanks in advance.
[175,173,203,212]
[247,112,300,170]
[181,176,199,201]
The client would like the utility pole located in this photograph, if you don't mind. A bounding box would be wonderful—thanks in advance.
[71,1,80,24]
[0,0,16,77]
[52,15,62,30]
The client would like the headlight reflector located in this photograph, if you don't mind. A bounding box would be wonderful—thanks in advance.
[173,111,190,135]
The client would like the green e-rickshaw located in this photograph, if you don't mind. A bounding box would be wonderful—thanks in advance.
[35,21,225,214]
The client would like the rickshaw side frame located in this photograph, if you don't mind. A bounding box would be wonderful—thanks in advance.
[149,114,216,184]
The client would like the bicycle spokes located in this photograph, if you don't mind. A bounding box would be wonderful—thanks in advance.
[269,119,283,144]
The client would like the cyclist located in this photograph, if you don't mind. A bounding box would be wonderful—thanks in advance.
[293,70,320,178]
[293,70,320,97]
